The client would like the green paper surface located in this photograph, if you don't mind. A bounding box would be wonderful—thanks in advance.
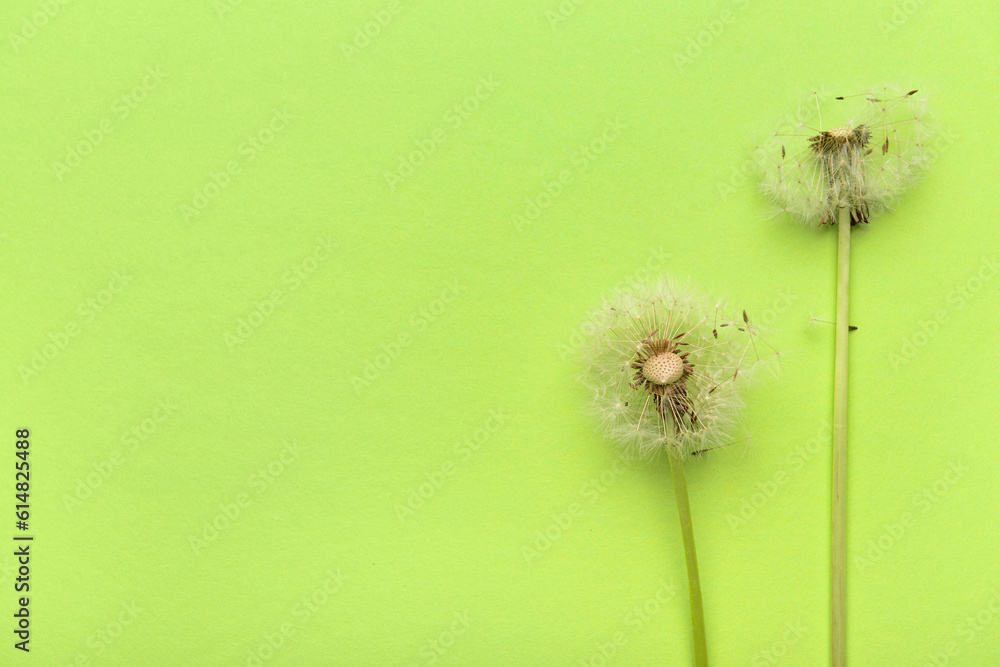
[3,1,999,664]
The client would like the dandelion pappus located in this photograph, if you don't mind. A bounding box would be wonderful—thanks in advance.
[756,85,933,227]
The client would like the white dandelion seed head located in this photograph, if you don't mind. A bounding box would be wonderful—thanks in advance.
[755,84,933,227]
[580,276,770,461]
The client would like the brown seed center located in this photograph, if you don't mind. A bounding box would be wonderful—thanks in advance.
[641,352,684,385]
[828,126,853,140]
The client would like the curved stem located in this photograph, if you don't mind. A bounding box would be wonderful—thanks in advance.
[668,449,708,667]
[831,207,851,667]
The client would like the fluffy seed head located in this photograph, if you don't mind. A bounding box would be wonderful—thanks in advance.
[755,84,933,226]
[580,276,771,460]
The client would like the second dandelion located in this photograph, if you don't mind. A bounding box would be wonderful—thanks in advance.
[756,85,932,226]
[755,84,933,667]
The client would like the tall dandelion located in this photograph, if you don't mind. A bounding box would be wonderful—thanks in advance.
[581,276,773,666]
[755,84,933,666]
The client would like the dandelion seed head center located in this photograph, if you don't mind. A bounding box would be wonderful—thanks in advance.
[811,125,871,156]
[641,352,684,385]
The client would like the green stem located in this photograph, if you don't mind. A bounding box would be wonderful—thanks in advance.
[831,206,851,667]
[668,449,708,667]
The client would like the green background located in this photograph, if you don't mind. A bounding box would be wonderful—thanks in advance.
[2,0,998,664]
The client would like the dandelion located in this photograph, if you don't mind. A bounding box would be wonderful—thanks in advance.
[582,277,769,459]
[756,84,932,226]
[754,84,933,667]
[581,276,772,666]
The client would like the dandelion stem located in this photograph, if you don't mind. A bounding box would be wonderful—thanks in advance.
[831,206,851,667]
[668,449,708,667]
